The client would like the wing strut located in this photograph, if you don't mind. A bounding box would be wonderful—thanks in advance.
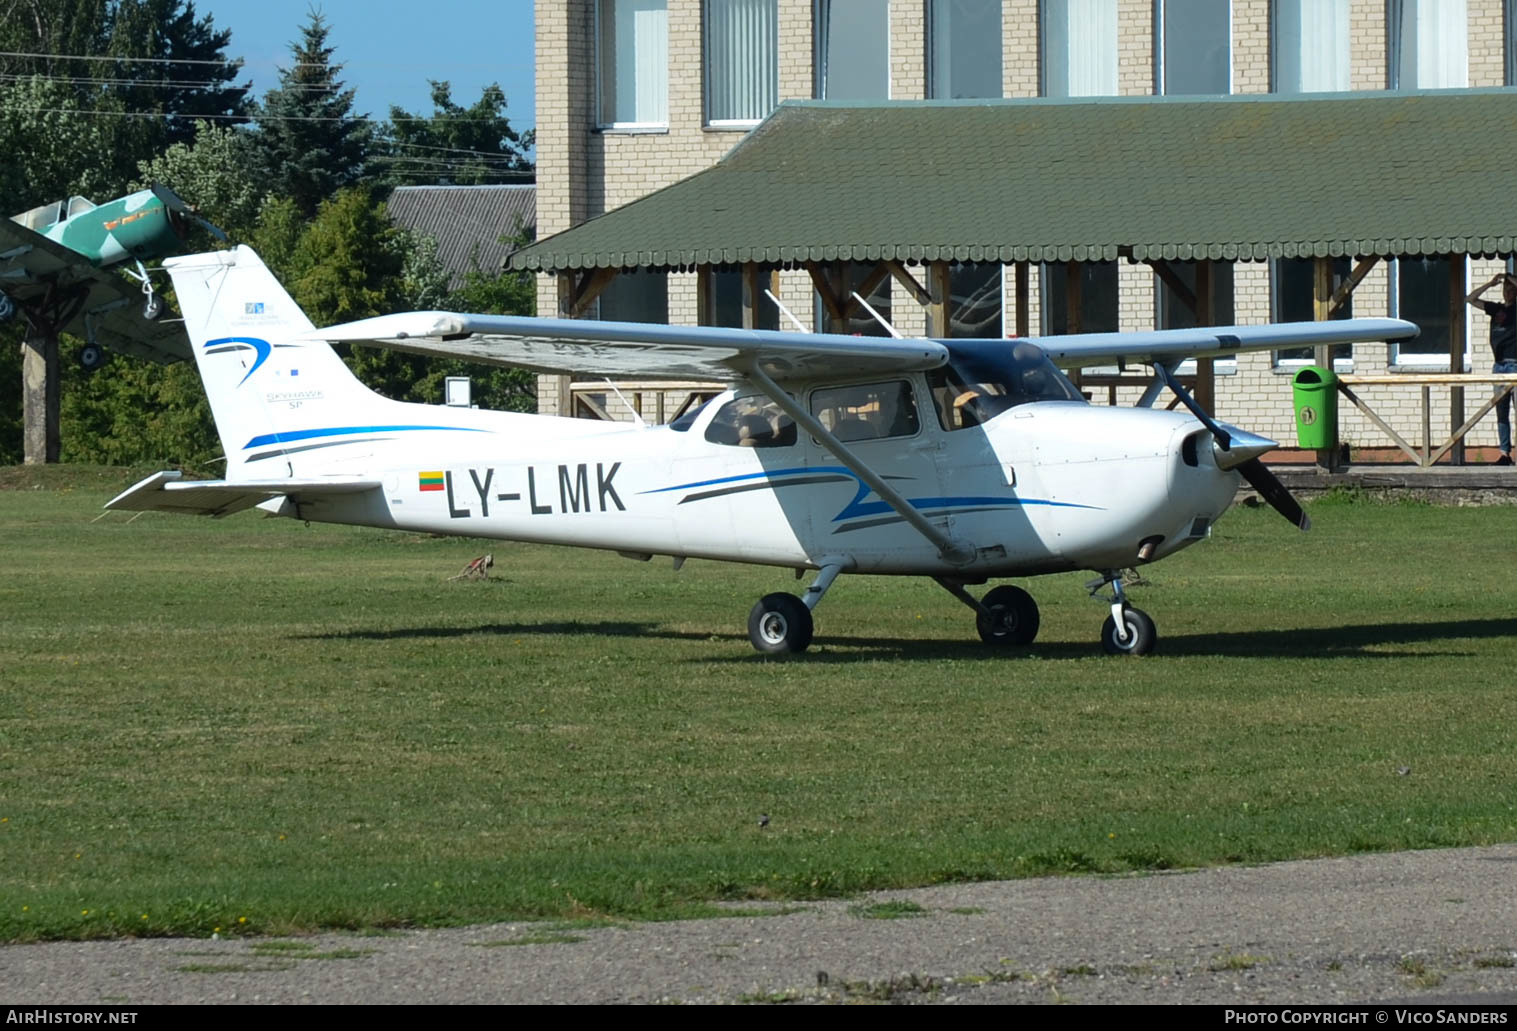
[743,364,976,565]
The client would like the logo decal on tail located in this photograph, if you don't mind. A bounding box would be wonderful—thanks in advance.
[204,336,272,386]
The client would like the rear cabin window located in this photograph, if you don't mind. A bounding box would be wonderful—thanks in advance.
[809,380,920,441]
[703,396,797,448]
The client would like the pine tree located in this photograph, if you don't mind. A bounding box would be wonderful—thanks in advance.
[254,12,374,217]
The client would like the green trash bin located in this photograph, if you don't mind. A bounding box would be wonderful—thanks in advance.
[1291,365,1339,450]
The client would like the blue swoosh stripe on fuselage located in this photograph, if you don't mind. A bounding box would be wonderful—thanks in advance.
[242,425,491,449]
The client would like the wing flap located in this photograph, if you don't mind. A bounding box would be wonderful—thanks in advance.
[106,471,382,518]
[311,311,950,382]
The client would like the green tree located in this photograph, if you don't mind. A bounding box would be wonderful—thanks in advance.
[254,11,374,217]
[384,81,534,186]
[134,119,269,242]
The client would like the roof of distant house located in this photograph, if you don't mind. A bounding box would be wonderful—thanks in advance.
[389,184,536,287]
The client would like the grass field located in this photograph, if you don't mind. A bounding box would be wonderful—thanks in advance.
[2,467,1516,941]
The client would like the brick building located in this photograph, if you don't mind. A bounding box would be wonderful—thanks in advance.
[527,0,1517,454]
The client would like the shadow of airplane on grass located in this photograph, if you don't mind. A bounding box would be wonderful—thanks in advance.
[298,617,1512,663]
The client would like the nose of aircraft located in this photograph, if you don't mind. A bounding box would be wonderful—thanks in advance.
[1210,423,1278,470]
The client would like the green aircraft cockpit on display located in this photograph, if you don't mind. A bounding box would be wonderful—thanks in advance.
[0,184,222,369]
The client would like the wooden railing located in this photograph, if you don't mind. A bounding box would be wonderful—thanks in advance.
[1336,374,1517,466]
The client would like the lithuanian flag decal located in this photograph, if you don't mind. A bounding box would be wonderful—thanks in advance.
[418,470,446,492]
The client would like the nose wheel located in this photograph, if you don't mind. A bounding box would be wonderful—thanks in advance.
[1089,570,1158,656]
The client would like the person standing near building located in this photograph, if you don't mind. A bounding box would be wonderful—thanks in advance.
[1468,272,1517,465]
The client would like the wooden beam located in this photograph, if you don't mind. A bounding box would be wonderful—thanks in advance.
[884,259,932,306]
[805,262,848,323]
[558,266,619,317]
[1194,260,1215,415]
[1449,254,1466,464]
[1328,255,1380,316]
[1147,259,1196,314]
[740,263,775,330]
[926,261,950,338]
[696,265,713,326]
[1064,262,1083,335]
[1014,261,1029,337]
[1313,256,1339,471]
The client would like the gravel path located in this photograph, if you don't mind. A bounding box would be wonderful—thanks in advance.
[4,845,1517,1005]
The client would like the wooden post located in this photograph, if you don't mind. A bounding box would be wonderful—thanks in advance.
[1313,256,1340,471]
[21,325,60,465]
[1449,254,1466,464]
[1014,261,1029,338]
[1065,262,1084,390]
[927,261,951,338]
[740,263,761,329]
[1194,260,1215,415]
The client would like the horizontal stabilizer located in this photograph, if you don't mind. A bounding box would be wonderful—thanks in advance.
[105,471,381,518]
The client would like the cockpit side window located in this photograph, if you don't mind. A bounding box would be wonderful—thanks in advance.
[703,396,797,448]
[927,340,1084,430]
[809,380,920,442]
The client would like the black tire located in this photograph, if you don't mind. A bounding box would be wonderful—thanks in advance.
[78,343,106,372]
[1100,607,1157,656]
[748,592,814,654]
[976,584,1040,646]
[142,295,164,321]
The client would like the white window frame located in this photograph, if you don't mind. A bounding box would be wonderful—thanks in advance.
[1154,0,1233,96]
[595,0,669,131]
[704,0,779,128]
[1389,256,1471,369]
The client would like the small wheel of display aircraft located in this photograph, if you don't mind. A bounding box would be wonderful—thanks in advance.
[108,246,1418,655]
[1,184,224,367]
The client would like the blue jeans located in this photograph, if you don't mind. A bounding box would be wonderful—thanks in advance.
[1496,360,1517,454]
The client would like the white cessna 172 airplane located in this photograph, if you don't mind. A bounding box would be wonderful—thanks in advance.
[108,246,1418,655]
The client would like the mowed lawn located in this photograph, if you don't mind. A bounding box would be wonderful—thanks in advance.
[2,468,1516,940]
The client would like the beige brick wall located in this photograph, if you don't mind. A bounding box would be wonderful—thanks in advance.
[535,0,1514,448]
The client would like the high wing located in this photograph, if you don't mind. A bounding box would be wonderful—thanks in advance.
[310,310,1417,380]
[106,471,381,518]
[1034,318,1419,370]
[310,311,949,382]
[0,219,189,364]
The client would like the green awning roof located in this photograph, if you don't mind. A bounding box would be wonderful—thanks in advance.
[512,89,1517,272]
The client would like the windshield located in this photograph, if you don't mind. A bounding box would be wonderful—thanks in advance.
[926,340,1085,430]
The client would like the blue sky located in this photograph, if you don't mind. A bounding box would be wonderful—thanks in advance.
[196,1,536,129]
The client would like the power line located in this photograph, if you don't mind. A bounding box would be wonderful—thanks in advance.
[10,105,520,126]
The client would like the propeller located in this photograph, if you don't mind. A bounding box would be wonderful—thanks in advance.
[1154,363,1310,531]
[150,183,229,243]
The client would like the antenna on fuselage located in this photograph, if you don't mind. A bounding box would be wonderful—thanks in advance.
[849,291,904,339]
[764,289,810,334]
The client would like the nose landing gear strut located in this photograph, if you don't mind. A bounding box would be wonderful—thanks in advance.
[1088,570,1157,656]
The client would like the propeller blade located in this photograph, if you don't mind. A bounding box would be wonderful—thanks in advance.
[150,183,228,242]
[1237,457,1310,531]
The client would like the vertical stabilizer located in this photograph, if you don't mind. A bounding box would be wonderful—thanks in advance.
[164,246,390,480]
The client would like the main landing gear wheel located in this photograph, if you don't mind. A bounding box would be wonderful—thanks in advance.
[976,585,1040,646]
[748,592,814,654]
[142,294,164,321]
[78,342,106,372]
[1101,607,1157,656]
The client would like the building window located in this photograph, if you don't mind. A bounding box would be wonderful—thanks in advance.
[1042,262,1119,335]
[1392,257,1466,366]
[1157,0,1231,95]
[928,0,1002,99]
[945,263,1003,337]
[597,0,668,128]
[815,0,890,99]
[705,267,781,329]
[1158,262,1236,371]
[1387,0,1468,89]
[597,269,669,323]
[1042,0,1118,97]
[1273,0,1350,92]
[705,0,779,125]
[1272,258,1352,366]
